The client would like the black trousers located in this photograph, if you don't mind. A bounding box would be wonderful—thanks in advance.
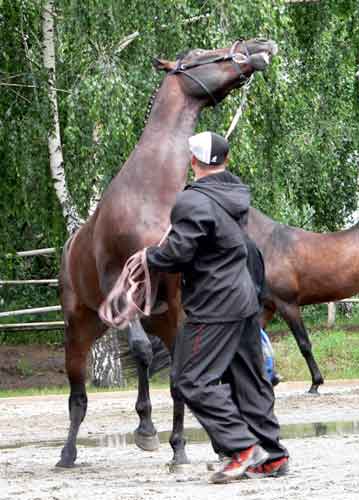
[171,315,288,460]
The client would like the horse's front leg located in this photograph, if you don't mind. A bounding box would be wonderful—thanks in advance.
[128,317,160,451]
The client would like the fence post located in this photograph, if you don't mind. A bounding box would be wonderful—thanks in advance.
[327,302,336,328]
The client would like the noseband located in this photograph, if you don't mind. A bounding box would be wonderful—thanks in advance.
[170,40,250,107]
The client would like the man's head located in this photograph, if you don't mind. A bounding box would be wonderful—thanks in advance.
[188,131,229,179]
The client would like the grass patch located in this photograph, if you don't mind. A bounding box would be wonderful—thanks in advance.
[273,328,359,381]
[0,378,170,399]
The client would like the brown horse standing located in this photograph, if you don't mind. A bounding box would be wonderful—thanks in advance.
[57,38,278,467]
[129,208,359,454]
[247,207,359,394]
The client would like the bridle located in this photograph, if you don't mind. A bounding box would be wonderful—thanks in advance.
[169,40,250,107]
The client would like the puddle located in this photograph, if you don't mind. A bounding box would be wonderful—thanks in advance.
[2,420,359,451]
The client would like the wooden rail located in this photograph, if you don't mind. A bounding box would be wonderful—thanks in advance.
[0,321,64,331]
[0,247,62,333]
[0,279,58,285]
[0,305,61,318]
[15,247,56,257]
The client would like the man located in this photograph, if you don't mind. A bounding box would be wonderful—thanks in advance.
[146,131,288,483]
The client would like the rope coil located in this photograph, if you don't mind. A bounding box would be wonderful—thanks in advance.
[98,226,171,329]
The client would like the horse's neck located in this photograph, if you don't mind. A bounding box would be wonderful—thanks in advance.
[120,77,203,194]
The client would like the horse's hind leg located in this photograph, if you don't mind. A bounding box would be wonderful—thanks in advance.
[276,300,324,394]
[57,306,106,467]
[128,317,160,451]
[169,380,189,466]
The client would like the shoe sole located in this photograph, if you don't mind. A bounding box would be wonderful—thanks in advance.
[209,446,269,484]
[245,461,289,479]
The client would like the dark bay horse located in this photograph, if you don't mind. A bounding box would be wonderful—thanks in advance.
[247,207,359,394]
[57,38,278,468]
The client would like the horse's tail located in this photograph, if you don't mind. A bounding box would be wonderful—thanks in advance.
[118,332,171,379]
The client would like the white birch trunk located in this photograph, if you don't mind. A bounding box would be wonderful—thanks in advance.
[88,123,123,386]
[88,123,103,216]
[42,0,83,234]
[91,328,125,387]
[41,1,123,387]
[42,12,142,386]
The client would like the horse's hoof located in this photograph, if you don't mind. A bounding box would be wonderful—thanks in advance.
[56,447,77,468]
[134,430,160,451]
[168,451,190,469]
[167,462,192,474]
[56,459,76,468]
[308,384,320,395]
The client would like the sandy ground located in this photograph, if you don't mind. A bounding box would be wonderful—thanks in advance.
[1,380,359,499]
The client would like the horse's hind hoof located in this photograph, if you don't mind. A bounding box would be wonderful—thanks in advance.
[134,430,160,451]
[167,462,192,474]
[308,384,321,395]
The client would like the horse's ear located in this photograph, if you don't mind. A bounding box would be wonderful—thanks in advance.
[152,57,176,72]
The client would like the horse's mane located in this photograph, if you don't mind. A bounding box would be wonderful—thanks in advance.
[144,49,192,126]
[143,82,161,125]
[176,49,191,60]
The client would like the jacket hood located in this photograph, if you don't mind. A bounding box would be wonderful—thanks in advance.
[187,170,251,222]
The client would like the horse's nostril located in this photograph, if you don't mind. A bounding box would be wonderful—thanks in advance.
[270,42,279,56]
[247,52,270,71]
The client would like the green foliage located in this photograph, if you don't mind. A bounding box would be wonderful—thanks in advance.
[274,328,359,381]
[0,0,358,338]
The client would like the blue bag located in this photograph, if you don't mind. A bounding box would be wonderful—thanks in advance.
[260,328,276,383]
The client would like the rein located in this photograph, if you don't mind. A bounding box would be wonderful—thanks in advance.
[169,40,250,107]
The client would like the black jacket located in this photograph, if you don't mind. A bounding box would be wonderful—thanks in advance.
[146,171,259,323]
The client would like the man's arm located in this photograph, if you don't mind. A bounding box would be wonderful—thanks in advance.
[147,197,210,273]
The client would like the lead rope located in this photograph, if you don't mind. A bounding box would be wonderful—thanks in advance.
[98,225,172,329]
[225,74,254,140]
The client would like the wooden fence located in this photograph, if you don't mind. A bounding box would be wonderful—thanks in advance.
[0,247,64,332]
[1,247,359,332]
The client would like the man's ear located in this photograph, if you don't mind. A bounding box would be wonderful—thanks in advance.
[152,57,176,72]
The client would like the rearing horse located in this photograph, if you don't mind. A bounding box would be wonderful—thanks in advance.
[57,38,278,468]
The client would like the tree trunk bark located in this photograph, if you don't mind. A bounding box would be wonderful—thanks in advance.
[41,1,124,387]
[88,123,124,386]
[91,329,126,387]
[42,0,83,235]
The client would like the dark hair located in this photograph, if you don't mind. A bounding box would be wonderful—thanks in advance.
[195,155,228,169]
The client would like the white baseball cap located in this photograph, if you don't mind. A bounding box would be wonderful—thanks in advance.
[189,131,229,165]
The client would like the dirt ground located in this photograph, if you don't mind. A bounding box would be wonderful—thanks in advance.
[0,345,66,390]
[2,381,359,500]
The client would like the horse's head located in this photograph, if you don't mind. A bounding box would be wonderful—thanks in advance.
[153,38,278,106]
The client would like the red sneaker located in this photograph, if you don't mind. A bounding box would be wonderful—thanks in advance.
[245,456,289,478]
[210,445,269,484]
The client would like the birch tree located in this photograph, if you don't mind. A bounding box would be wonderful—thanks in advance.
[42,0,82,235]
[41,1,136,387]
